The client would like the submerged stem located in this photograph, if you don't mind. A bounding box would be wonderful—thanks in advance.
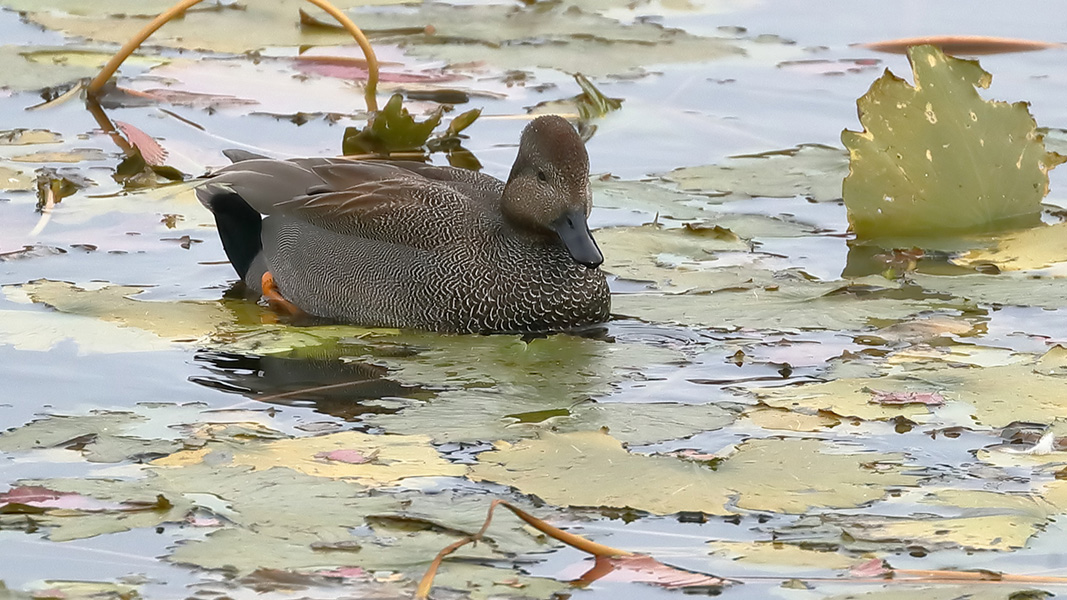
[87,0,379,112]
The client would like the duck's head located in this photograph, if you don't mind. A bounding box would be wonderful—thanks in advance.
[501,115,603,269]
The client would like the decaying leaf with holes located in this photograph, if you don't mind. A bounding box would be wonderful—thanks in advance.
[842,44,1065,240]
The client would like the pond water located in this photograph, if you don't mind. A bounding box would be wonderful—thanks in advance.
[3,1,1067,599]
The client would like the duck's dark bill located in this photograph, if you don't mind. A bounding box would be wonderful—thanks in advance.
[552,211,604,268]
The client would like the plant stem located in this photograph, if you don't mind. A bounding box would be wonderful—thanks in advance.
[87,0,379,112]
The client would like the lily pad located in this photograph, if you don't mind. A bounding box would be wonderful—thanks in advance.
[0,165,34,191]
[597,224,751,289]
[0,411,181,463]
[0,307,173,354]
[841,489,1054,551]
[352,330,679,401]
[709,540,859,571]
[471,431,915,515]
[15,463,556,586]
[152,430,467,485]
[912,271,1067,309]
[612,274,943,331]
[741,407,841,432]
[663,145,849,203]
[0,129,62,145]
[758,346,1067,428]
[0,46,113,91]
[592,178,719,221]
[10,148,108,163]
[14,279,232,341]
[367,394,737,445]
[952,222,1067,271]
[841,45,1064,239]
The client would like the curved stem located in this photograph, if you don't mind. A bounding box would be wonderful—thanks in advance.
[301,0,379,113]
[87,0,204,98]
[87,0,378,112]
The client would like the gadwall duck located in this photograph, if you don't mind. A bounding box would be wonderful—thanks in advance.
[196,115,610,333]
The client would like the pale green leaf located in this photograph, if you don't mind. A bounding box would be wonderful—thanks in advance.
[842,45,1064,239]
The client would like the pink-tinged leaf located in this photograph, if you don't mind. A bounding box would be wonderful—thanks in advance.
[128,88,259,108]
[858,36,1064,55]
[850,557,891,578]
[313,567,367,578]
[868,390,945,406]
[315,449,373,464]
[186,515,223,527]
[570,555,731,589]
[0,485,128,511]
[115,120,167,166]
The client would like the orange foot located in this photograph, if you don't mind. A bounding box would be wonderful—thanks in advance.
[261,271,306,317]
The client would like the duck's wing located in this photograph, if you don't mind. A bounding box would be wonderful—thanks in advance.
[200,158,488,250]
[298,159,505,202]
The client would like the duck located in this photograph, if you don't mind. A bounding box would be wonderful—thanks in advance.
[196,115,610,334]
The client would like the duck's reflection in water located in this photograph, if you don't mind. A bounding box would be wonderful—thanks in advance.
[190,351,429,421]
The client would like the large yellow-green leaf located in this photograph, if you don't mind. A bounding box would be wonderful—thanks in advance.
[757,346,1067,427]
[664,145,849,203]
[0,164,33,190]
[842,44,1064,239]
[0,45,166,91]
[612,275,943,331]
[471,431,915,515]
[366,391,737,444]
[709,541,861,571]
[152,430,466,485]
[952,221,1067,271]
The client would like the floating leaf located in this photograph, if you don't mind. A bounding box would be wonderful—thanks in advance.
[710,540,860,571]
[0,165,33,191]
[0,308,173,354]
[912,271,1067,309]
[471,431,914,515]
[841,45,1065,239]
[0,486,134,512]
[0,129,62,145]
[571,555,729,589]
[612,274,942,331]
[868,389,946,406]
[592,178,720,220]
[952,222,1067,271]
[14,279,232,341]
[597,224,751,289]
[368,393,736,445]
[10,148,107,163]
[758,347,1067,427]
[741,407,841,432]
[0,411,181,463]
[152,431,467,485]
[858,35,1064,55]
[843,488,1054,551]
[0,45,164,91]
[664,145,849,203]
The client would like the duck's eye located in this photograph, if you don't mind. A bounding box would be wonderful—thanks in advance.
[536,170,547,183]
